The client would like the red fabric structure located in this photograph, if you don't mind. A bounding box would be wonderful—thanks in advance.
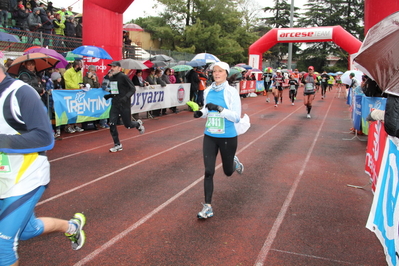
[364,0,399,34]
[82,0,134,80]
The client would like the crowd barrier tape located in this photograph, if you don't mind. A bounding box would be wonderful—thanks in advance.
[52,83,190,126]
[366,135,399,266]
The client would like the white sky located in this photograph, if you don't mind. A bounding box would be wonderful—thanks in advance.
[47,0,308,23]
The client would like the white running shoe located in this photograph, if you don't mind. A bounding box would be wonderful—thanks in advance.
[197,203,213,219]
[137,120,145,134]
[234,156,244,174]
[307,114,311,119]
[109,144,123,152]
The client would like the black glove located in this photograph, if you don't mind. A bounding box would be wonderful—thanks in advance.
[193,111,203,118]
[104,94,114,100]
[206,103,223,112]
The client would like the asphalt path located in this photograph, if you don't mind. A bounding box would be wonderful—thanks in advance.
[19,87,386,265]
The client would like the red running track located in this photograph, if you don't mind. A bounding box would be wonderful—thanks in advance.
[19,87,386,265]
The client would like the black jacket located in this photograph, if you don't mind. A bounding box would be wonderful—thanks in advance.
[109,72,136,106]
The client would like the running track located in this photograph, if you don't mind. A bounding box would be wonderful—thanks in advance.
[20,88,386,265]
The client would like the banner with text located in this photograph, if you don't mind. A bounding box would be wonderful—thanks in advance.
[367,136,399,266]
[52,88,111,126]
[365,121,388,192]
[130,83,190,113]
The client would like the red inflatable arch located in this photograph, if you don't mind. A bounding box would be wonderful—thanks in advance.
[81,0,134,79]
[248,26,362,70]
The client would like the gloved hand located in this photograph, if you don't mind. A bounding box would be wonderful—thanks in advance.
[206,103,223,112]
[193,111,203,118]
[104,94,114,100]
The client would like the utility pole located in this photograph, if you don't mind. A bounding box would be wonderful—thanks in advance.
[287,0,294,70]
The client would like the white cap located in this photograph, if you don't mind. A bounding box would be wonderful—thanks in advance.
[211,62,230,73]
[276,69,281,72]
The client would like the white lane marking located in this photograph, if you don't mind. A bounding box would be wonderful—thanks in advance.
[271,249,360,265]
[254,98,335,266]
[49,119,195,162]
[73,106,302,265]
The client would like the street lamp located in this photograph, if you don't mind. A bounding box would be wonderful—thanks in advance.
[288,0,294,70]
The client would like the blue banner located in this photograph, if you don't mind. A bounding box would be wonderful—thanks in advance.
[256,81,264,92]
[367,136,399,266]
[361,96,387,135]
[352,95,362,131]
[52,89,111,126]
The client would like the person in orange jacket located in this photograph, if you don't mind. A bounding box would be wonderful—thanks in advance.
[196,67,208,107]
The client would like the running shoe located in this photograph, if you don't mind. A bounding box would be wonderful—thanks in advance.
[109,144,123,152]
[197,203,213,219]
[74,126,84,132]
[321,96,324,99]
[266,98,270,103]
[65,213,86,250]
[137,120,145,134]
[65,126,75,133]
[234,156,244,174]
[307,114,311,119]
[274,104,278,107]
[292,103,294,106]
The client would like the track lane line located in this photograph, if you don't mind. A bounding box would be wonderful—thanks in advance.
[254,97,335,266]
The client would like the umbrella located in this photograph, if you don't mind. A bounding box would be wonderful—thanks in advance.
[172,65,193,72]
[228,66,245,78]
[151,61,167,67]
[327,72,336,76]
[235,64,252,70]
[24,47,69,68]
[123,23,144,32]
[72,45,112,60]
[186,60,206,67]
[0,32,20,42]
[192,53,220,63]
[142,60,154,68]
[62,51,83,61]
[250,68,263,73]
[353,11,399,95]
[150,54,173,62]
[7,53,60,75]
[335,71,344,75]
[341,70,363,85]
[119,59,148,70]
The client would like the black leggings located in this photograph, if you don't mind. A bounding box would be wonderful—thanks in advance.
[203,134,237,204]
[109,103,140,145]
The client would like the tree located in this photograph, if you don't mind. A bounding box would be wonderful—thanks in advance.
[296,0,364,70]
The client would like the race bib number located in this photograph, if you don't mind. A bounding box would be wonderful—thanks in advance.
[110,81,119,94]
[0,153,11,173]
[265,77,270,82]
[290,85,296,90]
[305,83,314,92]
[206,113,225,134]
[275,82,280,86]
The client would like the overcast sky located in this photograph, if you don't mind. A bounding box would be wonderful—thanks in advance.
[47,0,308,23]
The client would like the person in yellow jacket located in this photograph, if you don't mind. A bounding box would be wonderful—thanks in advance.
[328,75,335,91]
[63,60,84,133]
[52,13,65,48]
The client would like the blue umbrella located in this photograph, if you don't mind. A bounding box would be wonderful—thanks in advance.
[186,59,206,67]
[336,71,344,75]
[0,32,20,42]
[235,64,252,70]
[191,53,220,63]
[327,72,336,76]
[72,45,112,60]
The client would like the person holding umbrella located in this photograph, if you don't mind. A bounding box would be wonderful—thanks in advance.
[104,61,145,152]
[17,59,43,94]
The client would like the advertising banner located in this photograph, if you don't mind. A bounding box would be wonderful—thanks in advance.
[367,136,399,266]
[239,80,256,94]
[255,81,265,93]
[361,96,387,135]
[365,121,388,192]
[53,83,190,126]
[52,88,111,126]
[277,27,333,41]
[131,83,190,113]
[353,95,362,131]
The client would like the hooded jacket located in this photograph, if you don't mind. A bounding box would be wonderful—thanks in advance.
[27,7,41,30]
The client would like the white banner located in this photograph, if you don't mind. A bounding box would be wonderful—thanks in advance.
[131,83,190,113]
[277,28,333,41]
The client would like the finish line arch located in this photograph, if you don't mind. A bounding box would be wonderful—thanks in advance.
[248,26,362,70]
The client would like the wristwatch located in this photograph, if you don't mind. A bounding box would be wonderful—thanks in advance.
[217,106,224,112]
